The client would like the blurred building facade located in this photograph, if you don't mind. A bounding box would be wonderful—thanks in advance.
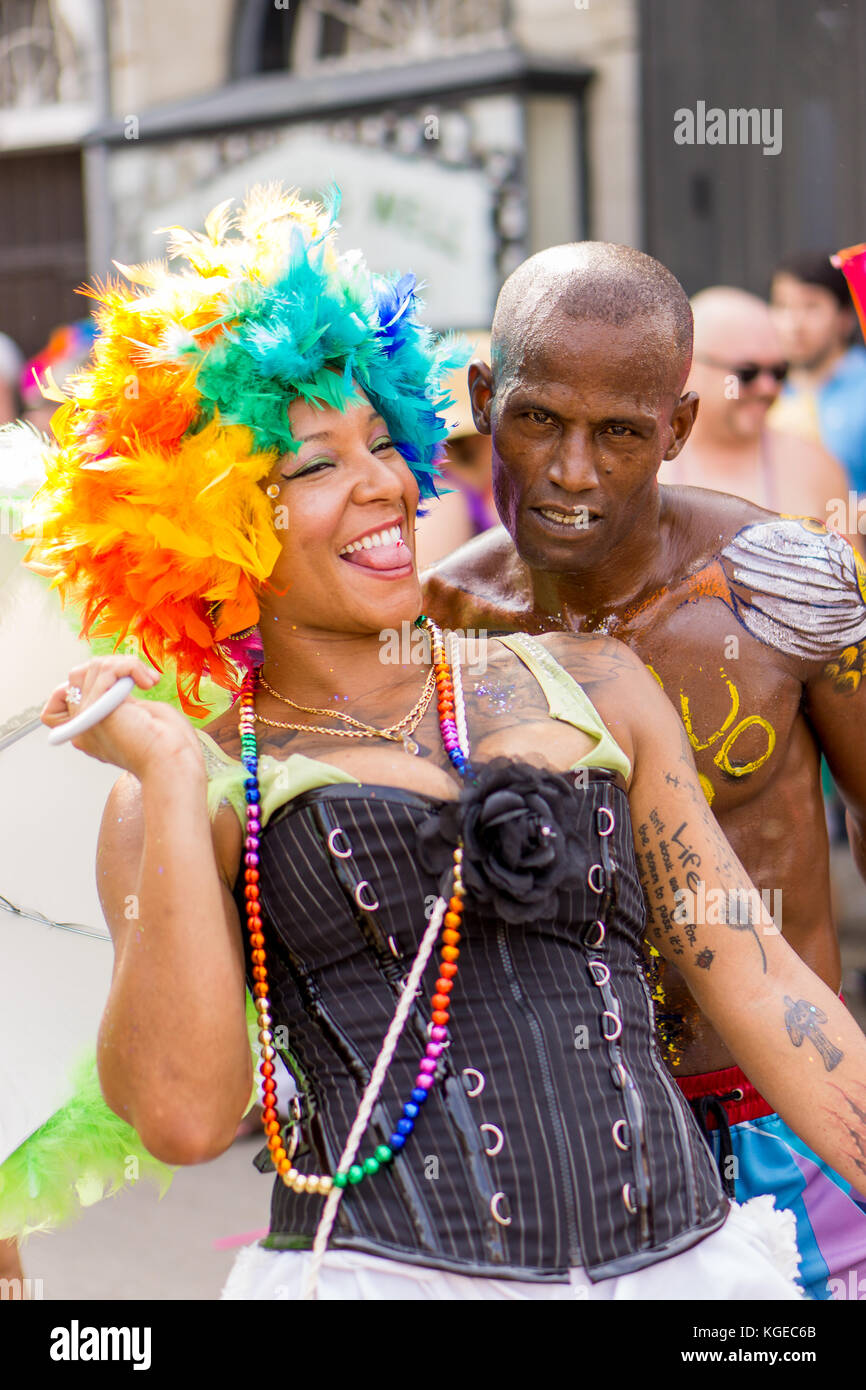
[0,0,635,352]
[1,0,864,356]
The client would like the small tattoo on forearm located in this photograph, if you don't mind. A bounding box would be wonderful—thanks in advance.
[784,997,844,1072]
[825,1082,866,1180]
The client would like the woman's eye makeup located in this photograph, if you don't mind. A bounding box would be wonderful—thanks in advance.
[279,432,395,478]
[282,456,335,479]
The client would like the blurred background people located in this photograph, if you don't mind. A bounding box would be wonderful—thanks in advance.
[0,332,22,428]
[770,252,866,493]
[659,286,861,553]
[661,286,863,851]
[414,332,496,568]
[19,320,98,434]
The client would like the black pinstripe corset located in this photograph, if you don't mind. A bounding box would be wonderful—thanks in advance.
[234,766,728,1282]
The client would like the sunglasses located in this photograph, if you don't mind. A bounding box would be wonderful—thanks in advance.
[694,355,789,385]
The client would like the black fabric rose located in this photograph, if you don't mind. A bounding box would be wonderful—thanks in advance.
[417,758,585,923]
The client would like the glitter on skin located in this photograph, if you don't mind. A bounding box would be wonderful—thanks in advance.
[474,679,517,713]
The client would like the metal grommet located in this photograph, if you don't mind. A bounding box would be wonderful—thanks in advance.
[596,806,615,837]
[398,974,422,997]
[490,1191,512,1226]
[612,1119,630,1151]
[480,1123,504,1157]
[622,1183,638,1214]
[387,935,401,958]
[353,880,380,911]
[462,1067,485,1098]
[585,920,606,948]
[729,1087,744,1102]
[588,960,611,987]
[326,827,352,858]
[587,863,605,893]
[602,1010,623,1042]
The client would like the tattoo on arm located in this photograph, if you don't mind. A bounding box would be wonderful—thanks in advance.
[826,1082,866,1181]
[635,786,769,974]
[784,996,844,1071]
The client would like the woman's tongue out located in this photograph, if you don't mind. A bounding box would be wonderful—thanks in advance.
[340,535,410,572]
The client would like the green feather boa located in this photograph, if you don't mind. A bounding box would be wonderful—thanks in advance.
[0,996,262,1241]
[0,1054,174,1241]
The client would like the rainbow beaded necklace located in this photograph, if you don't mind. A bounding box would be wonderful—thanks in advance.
[238,614,471,1196]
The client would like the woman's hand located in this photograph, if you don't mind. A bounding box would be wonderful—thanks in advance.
[41,655,205,781]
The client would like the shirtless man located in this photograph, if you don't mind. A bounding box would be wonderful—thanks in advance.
[659,287,861,555]
[423,242,866,1300]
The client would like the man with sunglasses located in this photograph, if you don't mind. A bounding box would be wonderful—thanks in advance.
[424,240,866,1300]
[659,287,855,548]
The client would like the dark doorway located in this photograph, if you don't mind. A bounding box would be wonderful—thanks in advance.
[640,0,866,296]
[0,148,88,360]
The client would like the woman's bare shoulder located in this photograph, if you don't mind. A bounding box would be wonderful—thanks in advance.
[199,707,243,761]
[529,630,648,686]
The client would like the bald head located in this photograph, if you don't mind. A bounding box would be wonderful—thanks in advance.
[691,286,781,358]
[687,287,786,445]
[492,242,694,397]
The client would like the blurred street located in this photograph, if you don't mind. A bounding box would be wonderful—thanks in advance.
[17,1129,269,1301]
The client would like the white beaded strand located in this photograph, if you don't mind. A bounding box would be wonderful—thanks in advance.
[448,628,471,760]
[301,895,449,1300]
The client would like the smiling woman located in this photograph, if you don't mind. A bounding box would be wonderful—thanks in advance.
[9,185,866,1304]
[17,186,462,716]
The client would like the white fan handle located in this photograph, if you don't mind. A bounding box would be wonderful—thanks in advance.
[47,675,136,746]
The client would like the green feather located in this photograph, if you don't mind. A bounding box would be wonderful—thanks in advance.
[0,1053,175,1240]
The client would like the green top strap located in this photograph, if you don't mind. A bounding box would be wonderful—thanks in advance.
[198,634,630,830]
[198,730,360,830]
[494,633,632,783]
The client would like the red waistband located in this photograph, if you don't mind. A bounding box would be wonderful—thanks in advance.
[674,1062,774,1129]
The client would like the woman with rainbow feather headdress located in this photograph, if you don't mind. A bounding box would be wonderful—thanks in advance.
[0,184,462,1261]
[5,187,866,1300]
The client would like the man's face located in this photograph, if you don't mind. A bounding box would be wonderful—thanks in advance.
[770,273,852,369]
[471,316,694,573]
[688,302,787,444]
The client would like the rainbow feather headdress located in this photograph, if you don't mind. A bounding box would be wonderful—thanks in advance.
[18,184,462,714]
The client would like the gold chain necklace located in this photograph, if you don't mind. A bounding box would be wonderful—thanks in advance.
[255,663,437,755]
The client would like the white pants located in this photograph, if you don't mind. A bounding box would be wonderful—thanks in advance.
[222,1195,803,1301]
